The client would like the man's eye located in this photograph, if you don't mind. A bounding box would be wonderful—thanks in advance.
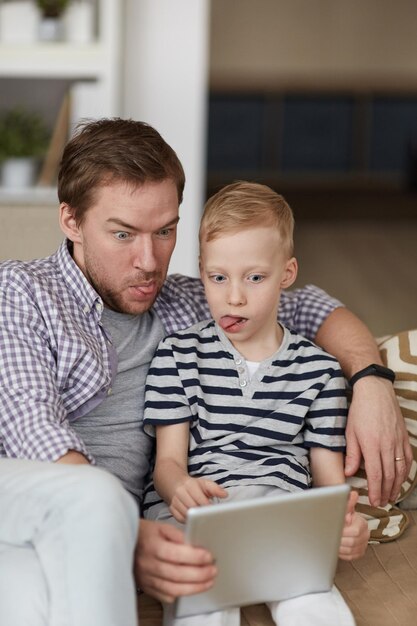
[211,274,226,283]
[114,231,130,240]
[158,228,172,238]
[248,274,264,283]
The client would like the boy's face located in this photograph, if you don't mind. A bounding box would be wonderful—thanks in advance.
[60,178,179,314]
[200,226,297,358]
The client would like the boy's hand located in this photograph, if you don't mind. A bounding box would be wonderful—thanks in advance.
[170,477,228,523]
[338,490,369,561]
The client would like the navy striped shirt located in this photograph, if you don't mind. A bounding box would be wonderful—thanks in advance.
[143,321,347,512]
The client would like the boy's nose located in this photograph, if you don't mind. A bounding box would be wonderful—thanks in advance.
[227,284,246,306]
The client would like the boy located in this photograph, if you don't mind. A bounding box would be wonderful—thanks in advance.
[143,181,369,625]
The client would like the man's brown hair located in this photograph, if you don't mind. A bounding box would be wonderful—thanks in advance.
[200,181,294,257]
[58,118,185,224]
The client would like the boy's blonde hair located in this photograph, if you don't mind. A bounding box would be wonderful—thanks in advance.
[199,181,294,257]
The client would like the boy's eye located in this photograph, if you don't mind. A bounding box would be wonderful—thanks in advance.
[211,274,226,283]
[114,231,130,240]
[248,274,264,283]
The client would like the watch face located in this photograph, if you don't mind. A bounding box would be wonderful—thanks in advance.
[373,364,394,378]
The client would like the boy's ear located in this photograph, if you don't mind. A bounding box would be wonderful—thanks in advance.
[280,257,298,289]
[59,203,82,243]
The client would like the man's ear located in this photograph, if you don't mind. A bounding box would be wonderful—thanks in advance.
[280,257,298,289]
[59,203,82,243]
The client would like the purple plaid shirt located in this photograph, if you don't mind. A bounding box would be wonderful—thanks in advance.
[0,240,342,462]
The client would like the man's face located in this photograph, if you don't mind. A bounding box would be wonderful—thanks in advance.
[66,179,179,314]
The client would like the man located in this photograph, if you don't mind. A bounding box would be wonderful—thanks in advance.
[0,118,411,624]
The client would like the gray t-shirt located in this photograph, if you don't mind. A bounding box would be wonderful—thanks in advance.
[72,307,165,507]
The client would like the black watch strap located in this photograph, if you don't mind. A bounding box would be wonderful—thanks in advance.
[349,363,395,387]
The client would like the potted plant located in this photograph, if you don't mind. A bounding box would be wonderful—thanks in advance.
[36,0,70,41]
[0,107,49,188]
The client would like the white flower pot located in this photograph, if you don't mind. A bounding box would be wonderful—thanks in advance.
[38,17,64,42]
[1,157,37,189]
[0,1,39,44]
[64,1,94,44]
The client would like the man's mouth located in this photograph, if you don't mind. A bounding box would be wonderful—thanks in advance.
[219,315,248,332]
[129,282,158,299]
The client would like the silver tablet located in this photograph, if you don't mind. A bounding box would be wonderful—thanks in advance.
[175,483,350,618]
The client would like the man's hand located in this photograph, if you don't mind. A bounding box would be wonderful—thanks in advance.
[339,491,369,561]
[314,307,412,508]
[170,477,228,523]
[56,450,89,465]
[344,377,412,507]
[135,518,217,604]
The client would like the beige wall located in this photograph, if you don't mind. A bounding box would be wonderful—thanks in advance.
[0,205,62,262]
[210,0,417,90]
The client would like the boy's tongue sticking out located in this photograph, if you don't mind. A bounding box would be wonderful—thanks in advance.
[219,315,248,332]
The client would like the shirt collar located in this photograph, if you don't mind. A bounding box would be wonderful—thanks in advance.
[56,239,103,316]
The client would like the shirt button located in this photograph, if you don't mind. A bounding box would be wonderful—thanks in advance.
[235,358,242,365]
[107,387,112,395]
[83,305,89,314]
[239,380,247,387]
[95,302,103,312]
[238,367,245,374]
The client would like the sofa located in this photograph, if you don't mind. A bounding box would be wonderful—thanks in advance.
[138,329,417,626]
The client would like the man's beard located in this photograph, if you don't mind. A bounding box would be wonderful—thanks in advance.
[84,261,163,315]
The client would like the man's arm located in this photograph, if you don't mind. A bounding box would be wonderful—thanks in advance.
[0,281,93,463]
[315,307,412,507]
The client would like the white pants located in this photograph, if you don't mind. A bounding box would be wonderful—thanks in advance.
[0,458,139,626]
[164,587,355,626]
[147,485,355,626]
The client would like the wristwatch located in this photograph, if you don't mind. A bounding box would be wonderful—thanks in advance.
[349,363,396,387]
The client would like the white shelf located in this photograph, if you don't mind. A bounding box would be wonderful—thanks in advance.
[0,186,58,206]
[0,42,107,80]
[0,0,121,90]
[0,0,122,206]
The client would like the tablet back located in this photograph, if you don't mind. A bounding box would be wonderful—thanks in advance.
[175,483,349,618]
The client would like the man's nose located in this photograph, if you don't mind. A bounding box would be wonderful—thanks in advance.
[132,237,157,272]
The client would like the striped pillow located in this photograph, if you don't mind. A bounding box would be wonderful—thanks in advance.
[348,330,417,542]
